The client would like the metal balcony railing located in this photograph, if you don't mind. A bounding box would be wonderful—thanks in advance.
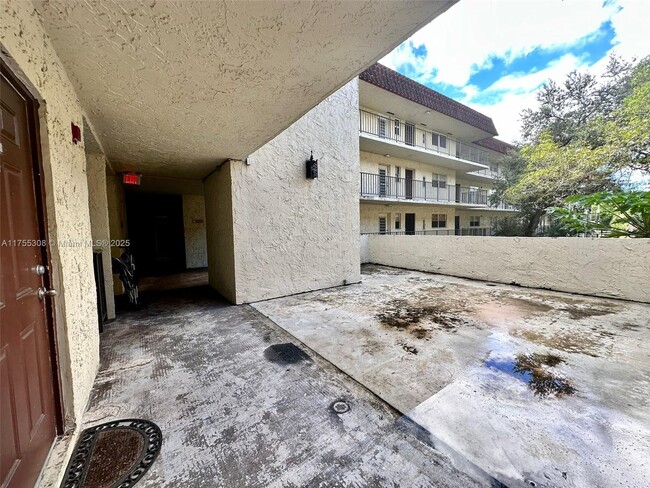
[360,173,518,210]
[362,228,495,236]
[467,167,500,179]
[359,109,489,165]
[361,172,488,205]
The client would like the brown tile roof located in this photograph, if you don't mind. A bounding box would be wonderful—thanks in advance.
[474,137,514,154]
[359,63,498,136]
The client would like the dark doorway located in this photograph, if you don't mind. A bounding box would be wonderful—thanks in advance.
[126,193,186,277]
[455,216,461,235]
[405,169,414,199]
[405,213,416,235]
[455,183,461,203]
[2,65,58,488]
[405,122,415,146]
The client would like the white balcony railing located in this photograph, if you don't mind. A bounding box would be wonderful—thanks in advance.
[359,109,489,165]
[360,172,517,210]
[362,228,495,236]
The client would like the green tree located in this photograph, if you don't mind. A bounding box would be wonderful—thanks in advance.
[551,191,650,238]
[493,56,650,236]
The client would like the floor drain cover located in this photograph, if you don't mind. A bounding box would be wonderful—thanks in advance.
[331,400,350,414]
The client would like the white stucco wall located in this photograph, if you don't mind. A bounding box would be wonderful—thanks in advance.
[182,194,208,269]
[204,164,237,303]
[105,168,129,295]
[225,79,361,304]
[364,235,650,303]
[2,0,99,430]
[86,153,116,319]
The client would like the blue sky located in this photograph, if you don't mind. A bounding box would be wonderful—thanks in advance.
[381,0,649,143]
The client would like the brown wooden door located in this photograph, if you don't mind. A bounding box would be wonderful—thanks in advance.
[405,169,413,199]
[1,70,58,488]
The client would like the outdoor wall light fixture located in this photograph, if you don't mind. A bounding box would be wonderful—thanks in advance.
[306,151,318,179]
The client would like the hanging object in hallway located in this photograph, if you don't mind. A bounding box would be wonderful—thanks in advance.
[306,151,318,179]
[122,172,142,186]
[60,418,162,488]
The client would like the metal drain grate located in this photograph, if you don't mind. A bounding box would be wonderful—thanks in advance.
[331,400,350,414]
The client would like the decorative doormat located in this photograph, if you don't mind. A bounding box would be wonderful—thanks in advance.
[61,419,162,488]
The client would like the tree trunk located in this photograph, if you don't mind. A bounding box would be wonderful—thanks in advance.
[523,209,545,236]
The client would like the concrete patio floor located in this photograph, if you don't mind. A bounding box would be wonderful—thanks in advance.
[253,265,650,488]
[78,286,487,487]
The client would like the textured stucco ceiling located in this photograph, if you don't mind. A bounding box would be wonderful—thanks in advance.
[34,0,456,179]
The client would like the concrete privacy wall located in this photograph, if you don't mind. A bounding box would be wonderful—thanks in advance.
[1,0,99,427]
[362,235,650,303]
[182,194,208,269]
[204,165,237,303]
[219,79,361,304]
[86,153,115,319]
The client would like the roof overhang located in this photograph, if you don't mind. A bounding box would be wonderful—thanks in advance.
[359,78,496,142]
[34,0,458,179]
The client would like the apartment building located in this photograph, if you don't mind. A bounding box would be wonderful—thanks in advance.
[357,64,517,237]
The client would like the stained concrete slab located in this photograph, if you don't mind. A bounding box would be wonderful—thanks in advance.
[253,265,650,488]
[80,286,485,487]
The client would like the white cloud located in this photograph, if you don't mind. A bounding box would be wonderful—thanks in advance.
[468,54,592,142]
[380,0,649,143]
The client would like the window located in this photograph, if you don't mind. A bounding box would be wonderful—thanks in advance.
[470,216,481,227]
[394,119,400,136]
[431,133,438,146]
[395,166,401,178]
[431,214,447,228]
[439,135,447,148]
[490,163,499,174]
[422,133,427,146]
[379,216,387,234]
[395,213,401,230]
[432,174,447,189]
[378,117,387,138]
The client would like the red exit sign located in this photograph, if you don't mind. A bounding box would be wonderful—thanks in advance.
[122,173,141,185]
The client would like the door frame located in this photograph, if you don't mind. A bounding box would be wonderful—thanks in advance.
[1,60,65,434]
[405,168,414,200]
[405,212,416,235]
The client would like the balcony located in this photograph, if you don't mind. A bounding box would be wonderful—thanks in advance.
[360,172,518,210]
[361,172,483,205]
[362,228,495,236]
[359,109,489,167]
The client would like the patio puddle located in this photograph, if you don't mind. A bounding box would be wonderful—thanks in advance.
[485,353,575,397]
[515,329,604,357]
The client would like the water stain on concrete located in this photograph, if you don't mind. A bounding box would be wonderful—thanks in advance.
[377,299,479,337]
[399,342,419,355]
[485,353,575,397]
[515,329,604,358]
[264,343,311,364]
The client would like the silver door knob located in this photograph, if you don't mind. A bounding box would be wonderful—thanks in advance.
[37,288,57,300]
[35,265,47,276]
